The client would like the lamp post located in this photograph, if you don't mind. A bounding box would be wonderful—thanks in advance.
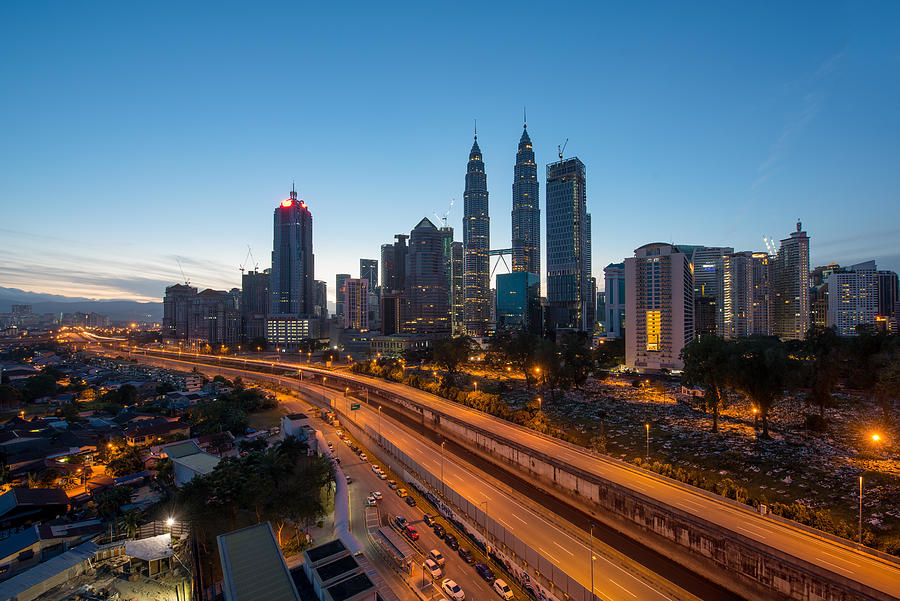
[440,441,446,497]
[480,500,489,543]
[859,475,864,545]
[378,405,383,439]
[589,523,596,601]
[645,423,650,459]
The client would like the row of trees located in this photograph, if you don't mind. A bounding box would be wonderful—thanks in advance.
[178,436,334,549]
[681,327,900,436]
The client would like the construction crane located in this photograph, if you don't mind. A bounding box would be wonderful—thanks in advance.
[176,257,190,286]
[558,138,569,160]
[763,237,777,256]
[239,245,259,274]
[433,198,455,228]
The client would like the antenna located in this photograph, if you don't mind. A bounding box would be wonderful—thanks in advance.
[474,119,477,140]
[176,257,190,286]
[523,106,527,128]
[558,138,568,160]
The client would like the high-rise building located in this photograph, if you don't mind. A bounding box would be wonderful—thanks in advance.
[722,251,753,339]
[405,218,451,335]
[511,120,540,276]
[691,246,733,335]
[546,157,593,332]
[876,270,899,322]
[694,295,717,338]
[381,234,409,292]
[450,241,464,335]
[604,263,626,338]
[625,243,694,371]
[241,270,269,343]
[360,259,378,293]
[190,289,242,347]
[463,132,490,337]
[343,278,369,331]
[810,263,840,328]
[314,280,328,318]
[381,292,402,336]
[596,291,606,333]
[750,253,774,336]
[773,221,810,340]
[163,284,198,339]
[827,261,896,336]
[269,185,315,318]
[496,272,541,334]
[335,274,350,323]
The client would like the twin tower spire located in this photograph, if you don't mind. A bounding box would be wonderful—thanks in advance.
[462,114,540,337]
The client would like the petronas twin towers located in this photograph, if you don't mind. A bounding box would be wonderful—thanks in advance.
[462,119,541,337]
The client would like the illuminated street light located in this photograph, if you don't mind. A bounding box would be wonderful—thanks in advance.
[871,433,881,443]
[166,517,175,527]
[645,423,650,458]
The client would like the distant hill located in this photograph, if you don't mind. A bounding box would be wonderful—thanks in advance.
[0,287,162,322]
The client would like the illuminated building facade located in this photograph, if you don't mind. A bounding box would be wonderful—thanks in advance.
[690,246,733,335]
[360,259,378,293]
[450,240,464,335]
[267,185,315,347]
[335,274,350,323]
[496,271,541,334]
[604,263,626,338]
[405,218,451,335]
[625,243,694,371]
[750,253,774,335]
[512,122,540,277]
[827,261,895,336]
[463,133,490,337]
[343,278,369,331]
[773,221,810,340]
[546,157,593,332]
[381,234,408,292]
[241,269,269,342]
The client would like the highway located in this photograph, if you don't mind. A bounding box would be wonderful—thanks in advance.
[73,338,900,600]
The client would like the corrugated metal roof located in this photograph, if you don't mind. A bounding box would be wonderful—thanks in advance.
[218,523,300,601]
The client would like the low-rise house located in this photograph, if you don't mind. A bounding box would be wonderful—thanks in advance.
[162,441,221,487]
[0,489,69,532]
[123,419,190,447]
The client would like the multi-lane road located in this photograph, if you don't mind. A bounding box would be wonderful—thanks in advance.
[73,337,900,600]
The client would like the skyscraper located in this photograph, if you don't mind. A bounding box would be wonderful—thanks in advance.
[450,241,464,335]
[314,280,328,318]
[269,185,315,317]
[360,259,378,293]
[405,218,451,335]
[343,278,369,331]
[335,273,350,323]
[722,251,753,339]
[463,131,490,337]
[750,252,774,336]
[691,246,733,335]
[625,243,694,371]
[241,269,269,343]
[381,234,408,292]
[163,283,198,339]
[827,261,897,336]
[604,263,626,338]
[546,157,593,332]
[773,221,810,340]
[512,120,540,276]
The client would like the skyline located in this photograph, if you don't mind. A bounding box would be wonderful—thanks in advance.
[3,2,900,303]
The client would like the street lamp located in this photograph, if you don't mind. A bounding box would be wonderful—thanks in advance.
[480,500,489,541]
[589,523,596,601]
[537,397,542,411]
[859,475,864,544]
[378,405,383,439]
[473,381,478,393]
[440,441,446,497]
[645,423,650,458]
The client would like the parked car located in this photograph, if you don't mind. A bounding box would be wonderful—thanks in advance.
[387,479,398,489]
[474,563,495,582]
[423,514,436,526]
[433,523,446,538]
[444,533,459,550]
[404,495,417,507]
[336,430,343,437]
[441,579,465,601]
[378,472,388,480]
[345,476,352,484]
[396,488,408,498]
[458,547,475,564]
[359,453,367,461]
[394,515,408,529]
[371,465,381,474]
[493,579,513,600]
[366,496,377,507]
[371,491,383,500]
[424,558,443,579]
[429,549,445,566]
[404,525,419,541]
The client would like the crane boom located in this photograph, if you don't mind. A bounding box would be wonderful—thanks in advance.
[558,138,569,160]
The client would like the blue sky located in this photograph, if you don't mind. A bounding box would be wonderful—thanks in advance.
[1,1,899,302]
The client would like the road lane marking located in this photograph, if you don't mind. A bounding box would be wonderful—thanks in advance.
[815,557,855,575]
[735,526,765,538]
[817,550,859,567]
[537,547,559,562]
[552,540,575,557]
[609,579,637,597]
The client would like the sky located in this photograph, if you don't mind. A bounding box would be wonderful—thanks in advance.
[1,1,899,303]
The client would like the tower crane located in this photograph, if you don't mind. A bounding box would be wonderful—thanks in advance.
[558,138,569,160]
[433,198,455,228]
[239,245,259,274]
[176,257,190,286]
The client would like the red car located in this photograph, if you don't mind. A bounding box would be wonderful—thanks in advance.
[404,525,419,541]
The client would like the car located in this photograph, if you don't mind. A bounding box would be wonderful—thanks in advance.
[366,496,377,507]
[396,488,408,498]
[371,465,381,474]
[327,441,334,448]
[474,563,495,582]
[345,476,352,484]
[378,472,388,480]
[404,525,419,541]
[424,558,443,579]
[359,453,367,461]
[493,579,513,600]
[394,515,408,529]
[387,479,398,489]
[444,533,459,550]
[433,523,446,538]
[371,491,383,500]
[441,579,465,601]
[458,547,475,564]
[428,549,445,566]
[404,495,417,507]
[423,514,436,526]
[336,430,343,437]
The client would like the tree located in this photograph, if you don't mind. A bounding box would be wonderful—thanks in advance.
[0,385,23,408]
[93,485,134,518]
[23,373,58,401]
[729,337,792,439]
[874,354,900,422]
[803,326,842,419]
[432,336,475,389]
[500,330,541,387]
[681,335,733,432]
[106,446,144,477]
[558,332,594,390]
[594,337,625,371]
[119,509,142,538]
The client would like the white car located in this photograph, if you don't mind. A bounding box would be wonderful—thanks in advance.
[424,558,443,579]
[428,549,445,566]
[372,465,381,474]
[441,579,465,601]
[359,453,367,461]
[366,496,377,507]
[371,491,383,500]
[493,579,513,600]
[378,472,388,480]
